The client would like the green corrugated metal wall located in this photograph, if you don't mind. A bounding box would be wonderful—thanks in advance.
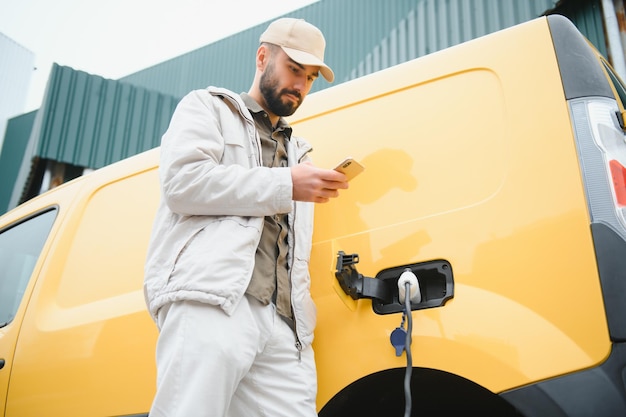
[119,0,562,97]
[37,64,179,169]
[119,0,422,97]
[0,0,611,214]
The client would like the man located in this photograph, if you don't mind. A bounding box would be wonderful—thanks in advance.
[143,17,348,417]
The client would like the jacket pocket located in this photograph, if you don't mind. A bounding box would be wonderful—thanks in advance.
[166,216,262,307]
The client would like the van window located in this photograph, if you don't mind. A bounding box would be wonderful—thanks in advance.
[0,209,57,327]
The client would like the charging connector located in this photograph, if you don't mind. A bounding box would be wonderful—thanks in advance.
[394,268,420,417]
[397,269,421,305]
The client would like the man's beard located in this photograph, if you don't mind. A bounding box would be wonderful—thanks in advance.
[259,63,302,117]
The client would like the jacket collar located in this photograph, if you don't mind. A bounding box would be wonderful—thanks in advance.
[240,92,293,137]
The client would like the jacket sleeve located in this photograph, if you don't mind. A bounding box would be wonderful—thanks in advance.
[159,89,293,217]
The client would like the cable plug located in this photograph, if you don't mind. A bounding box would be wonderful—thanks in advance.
[397,269,422,305]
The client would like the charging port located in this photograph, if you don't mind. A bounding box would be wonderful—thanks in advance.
[373,260,454,314]
[335,252,454,315]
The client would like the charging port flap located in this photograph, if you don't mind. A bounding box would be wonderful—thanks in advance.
[334,252,394,303]
[373,260,454,314]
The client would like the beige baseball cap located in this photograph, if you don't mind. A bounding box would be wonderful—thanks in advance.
[260,18,334,83]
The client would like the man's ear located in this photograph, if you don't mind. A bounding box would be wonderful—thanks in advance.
[256,45,269,71]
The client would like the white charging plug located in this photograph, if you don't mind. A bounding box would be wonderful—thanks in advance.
[397,269,422,305]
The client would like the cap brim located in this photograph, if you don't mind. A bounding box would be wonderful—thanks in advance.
[281,46,335,83]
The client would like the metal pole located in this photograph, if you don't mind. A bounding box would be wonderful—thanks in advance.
[602,0,626,80]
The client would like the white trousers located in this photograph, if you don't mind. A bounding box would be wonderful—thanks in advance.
[149,295,318,417]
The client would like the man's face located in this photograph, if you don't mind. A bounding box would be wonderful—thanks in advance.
[259,48,320,117]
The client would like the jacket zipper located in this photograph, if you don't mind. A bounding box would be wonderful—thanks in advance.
[290,198,303,363]
[291,146,313,362]
[215,88,307,361]
[295,339,302,362]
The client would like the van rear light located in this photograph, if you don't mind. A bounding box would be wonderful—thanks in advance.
[609,159,626,206]
[577,98,626,235]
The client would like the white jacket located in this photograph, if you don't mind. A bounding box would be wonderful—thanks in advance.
[144,87,317,348]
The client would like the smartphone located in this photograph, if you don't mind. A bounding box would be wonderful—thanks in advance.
[334,157,365,181]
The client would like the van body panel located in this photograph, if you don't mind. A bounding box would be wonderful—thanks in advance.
[292,16,610,406]
[1,150,160,416]
[0,189,74,416]
[0,15,623,417]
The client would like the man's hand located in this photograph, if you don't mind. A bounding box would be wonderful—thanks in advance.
[291,162,349,203]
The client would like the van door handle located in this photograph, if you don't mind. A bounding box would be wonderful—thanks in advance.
[0,359,4,369]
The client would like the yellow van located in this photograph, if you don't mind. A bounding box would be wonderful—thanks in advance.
[1,14,626,416]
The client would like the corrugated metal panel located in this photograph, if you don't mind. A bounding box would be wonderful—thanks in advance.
[346,0,558,80]
[119,0,421,96]
[121,28,261,99]
[0,111,36,214]
[292,0,420,93]
[35,64,179,169]
[119,0,560,96]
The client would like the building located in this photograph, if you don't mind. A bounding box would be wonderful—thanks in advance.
[0,33,34,151]
[0,0,620,214]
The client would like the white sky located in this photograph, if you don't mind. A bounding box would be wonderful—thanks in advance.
[0,0,319,112]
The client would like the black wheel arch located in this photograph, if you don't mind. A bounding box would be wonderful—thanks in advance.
[319,367,522,417]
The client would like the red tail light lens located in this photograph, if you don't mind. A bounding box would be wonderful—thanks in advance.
[609,159,626,207]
